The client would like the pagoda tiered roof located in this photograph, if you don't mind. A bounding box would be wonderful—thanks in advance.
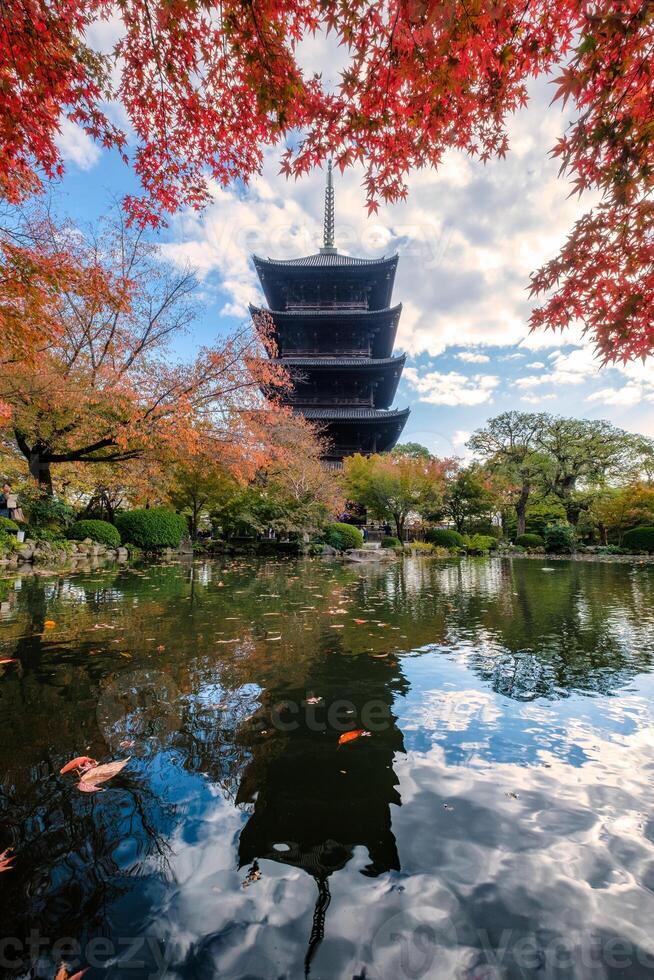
[301,407,410,423]
[272,353,406,410]
[273,354,405,369]
[249,303,402,359]
[253,252,398,311]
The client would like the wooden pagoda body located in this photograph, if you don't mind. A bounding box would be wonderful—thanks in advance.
[251,165,409,463]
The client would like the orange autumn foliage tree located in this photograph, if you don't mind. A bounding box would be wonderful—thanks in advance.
[0,207,290,492]
[1,0,653,359]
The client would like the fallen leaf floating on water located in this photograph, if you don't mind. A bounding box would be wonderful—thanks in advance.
[44,620,56,629]
[60,756,98,775]
[77,758,130,793]
[156,645,165,652]
[353,619,368,624]
[0,658,16,665]
[305,696,322,705]
[0,848,14,872]
[54,964,88,980]
[338,730,370,746]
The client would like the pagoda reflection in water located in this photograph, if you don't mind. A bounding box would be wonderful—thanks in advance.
[251,162,409,463]
[235,642,407,975]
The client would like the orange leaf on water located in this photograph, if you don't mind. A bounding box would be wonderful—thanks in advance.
[0,848,14,872]
[55,964,88,980]
[60,756,98,774]
[77,757,130,792]
[0,658,16,664]
[44,620,56,628]
[353,619,368,624]
[338,729,370,746]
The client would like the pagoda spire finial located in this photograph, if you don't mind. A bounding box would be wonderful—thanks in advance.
[320,159,337,254]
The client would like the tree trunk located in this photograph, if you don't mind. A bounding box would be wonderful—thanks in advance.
[598,522,608,546]
[515,481,530,537]
[394,515,404,540]
[28,452,53,495]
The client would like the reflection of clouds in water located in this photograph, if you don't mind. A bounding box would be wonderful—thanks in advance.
[403,688,503,734]
[390,727,654,978]
[149,798,318,978]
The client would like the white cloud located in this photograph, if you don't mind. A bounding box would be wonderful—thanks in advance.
[515,344,603,389]
[55,118,101,171]
[520,393,557,404]
[587,386,648,407]
[455,351,490,363]
[404,367,499,406]
[527,361,545,369]
[452,429,471,447]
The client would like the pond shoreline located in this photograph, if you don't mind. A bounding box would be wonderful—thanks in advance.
[2,546,654,583]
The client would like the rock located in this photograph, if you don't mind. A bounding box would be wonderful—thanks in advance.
[117,547,128,560]
[321,544,338,556]
[105,549,117,560]
[344,548,396,563]
[17,544,35,560]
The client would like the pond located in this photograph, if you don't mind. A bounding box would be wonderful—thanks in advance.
[2,556,654,979]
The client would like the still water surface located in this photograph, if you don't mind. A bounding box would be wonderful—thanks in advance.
[2,556,654,979]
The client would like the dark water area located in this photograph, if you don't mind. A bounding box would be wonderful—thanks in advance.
[1,556,654,979]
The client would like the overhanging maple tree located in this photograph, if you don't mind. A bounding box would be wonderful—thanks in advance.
[1,0,652,358]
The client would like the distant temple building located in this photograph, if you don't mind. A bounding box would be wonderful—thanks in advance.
[250,162,409,463]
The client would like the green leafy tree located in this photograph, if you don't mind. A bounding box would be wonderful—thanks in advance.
[588,484,654,545]
[468,412,548,537]
[168,458,238,538]
[441,465,499,534]
[535,418,637,524]
[343,452,448,540]
[392,443,433,460]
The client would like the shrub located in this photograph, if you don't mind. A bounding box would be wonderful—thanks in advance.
[515,533,544,549]
[425,528,465,548]
[116,508,187,549]
[409,540,434,554]
[622,526,654,553]
[381,536,402,549]
[21,488,74,531]
[0,532,18,556]
[323,522,364,551]
[464,533,497,555]
[544,523,576,554]
[68,519,121,548]
[0,516,19,534]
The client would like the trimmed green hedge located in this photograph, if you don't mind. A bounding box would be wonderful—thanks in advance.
[0,516,19,534]
[116,508,187,549]
[68,519,121,548]
[544,523,576,554]
[515,533,544,549]
[381,536,402,549]
[323,522,364,551]
[425,528,465,548]
[623,526,654,553]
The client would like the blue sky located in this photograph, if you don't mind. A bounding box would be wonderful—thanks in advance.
[52,40,654,458]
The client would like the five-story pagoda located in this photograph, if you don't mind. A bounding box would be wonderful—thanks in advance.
[250,163,409,463]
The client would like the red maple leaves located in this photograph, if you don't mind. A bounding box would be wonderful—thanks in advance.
[1,0,653,357]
